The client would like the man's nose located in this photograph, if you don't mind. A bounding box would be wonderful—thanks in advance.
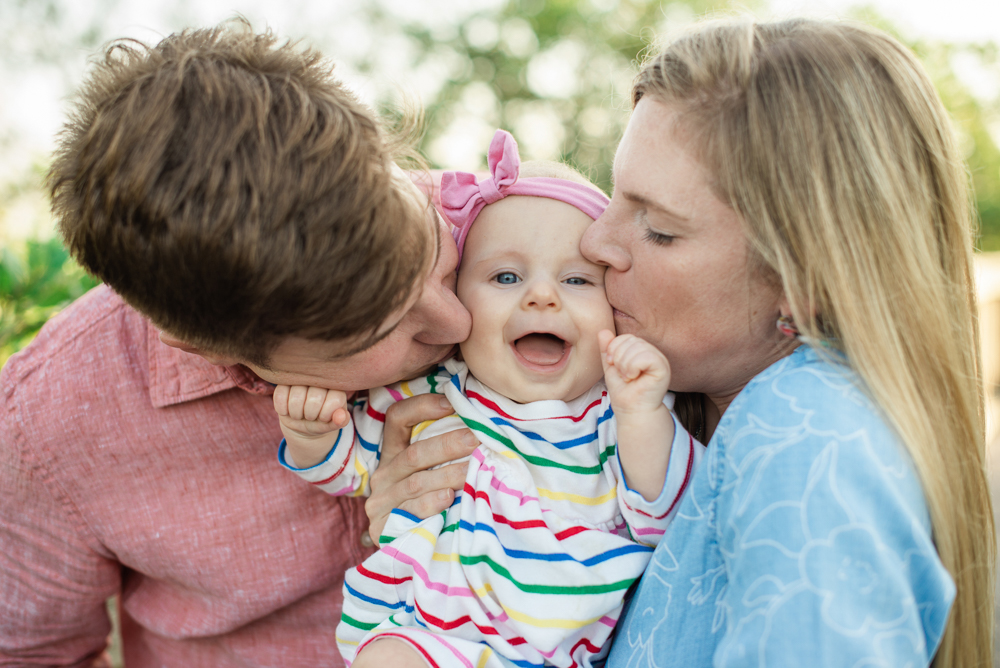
[415,284,472,345]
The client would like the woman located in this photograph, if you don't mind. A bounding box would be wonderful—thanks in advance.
[581,17,994,667]
[367,17,994,666]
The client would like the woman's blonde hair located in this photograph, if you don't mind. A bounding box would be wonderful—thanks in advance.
[635,18,994,665]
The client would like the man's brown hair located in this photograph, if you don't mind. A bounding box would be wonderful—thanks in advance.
[49,19,431,366]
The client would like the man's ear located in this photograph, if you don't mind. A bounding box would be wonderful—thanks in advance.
[158,331,241,367]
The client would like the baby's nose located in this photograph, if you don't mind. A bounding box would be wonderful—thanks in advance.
[522,280,560,310]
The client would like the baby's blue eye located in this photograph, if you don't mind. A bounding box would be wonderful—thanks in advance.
[494,272,520,285]
[565,277,588,286]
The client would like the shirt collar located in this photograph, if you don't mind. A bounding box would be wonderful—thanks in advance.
[146,323,274,408]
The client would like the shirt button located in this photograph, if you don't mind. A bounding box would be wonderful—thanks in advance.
[360,531,374,548]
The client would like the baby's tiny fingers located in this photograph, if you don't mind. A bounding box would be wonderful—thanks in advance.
[608,335,642,365]
[597,329,616,355]
[303,386,331,422]
[606,333,641,360]
[332,406,351,428]
[614,339,660,377]
[319,390,349,423]
[286,385,309,420]
[619,349,652,376]
[272,385,291,416]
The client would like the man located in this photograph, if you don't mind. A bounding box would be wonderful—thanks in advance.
[0,21,473,666]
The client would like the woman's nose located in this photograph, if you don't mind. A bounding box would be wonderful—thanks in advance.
[581,205,631,272]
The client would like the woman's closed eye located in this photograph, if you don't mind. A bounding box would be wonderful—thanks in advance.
[643,228,676,246]
[493,271,521,285]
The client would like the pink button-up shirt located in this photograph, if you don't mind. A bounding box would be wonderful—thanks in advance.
[0,286,376,666]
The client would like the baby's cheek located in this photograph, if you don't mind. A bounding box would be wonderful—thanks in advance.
[580,348,606,385]
[599,299,616,334]
[457,336,494,387]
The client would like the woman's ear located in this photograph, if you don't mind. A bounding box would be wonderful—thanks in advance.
[158,331,241,366]
[775,296,802,339]
[778,296,793,319]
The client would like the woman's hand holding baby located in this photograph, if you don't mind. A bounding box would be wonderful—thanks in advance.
[273,385,350,469]
[598,330,675,502]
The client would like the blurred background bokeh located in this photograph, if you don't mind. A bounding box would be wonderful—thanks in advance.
[2,0,999,664]
[1,0,999,366]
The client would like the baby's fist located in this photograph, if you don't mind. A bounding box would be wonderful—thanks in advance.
[273,385,350,439]
[599,330,671,415]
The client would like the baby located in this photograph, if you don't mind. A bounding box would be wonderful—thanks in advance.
[274,130,700,668]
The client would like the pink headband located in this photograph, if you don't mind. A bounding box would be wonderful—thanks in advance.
[440,129,610,263]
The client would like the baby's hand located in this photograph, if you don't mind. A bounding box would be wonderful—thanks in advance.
[273,385,350,440]
[598,330,671,416]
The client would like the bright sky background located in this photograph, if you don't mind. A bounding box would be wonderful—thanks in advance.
[1,0,998,240]
[768,0,1000,44]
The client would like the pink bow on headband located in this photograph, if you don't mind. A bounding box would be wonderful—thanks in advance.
[439,129,610,263]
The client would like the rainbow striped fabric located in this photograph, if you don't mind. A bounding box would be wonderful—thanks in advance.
[279,358,700,668]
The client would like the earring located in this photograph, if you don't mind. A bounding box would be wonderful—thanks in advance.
[776,314,799,338]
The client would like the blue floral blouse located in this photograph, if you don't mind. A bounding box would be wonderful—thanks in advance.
[608,345,954,667]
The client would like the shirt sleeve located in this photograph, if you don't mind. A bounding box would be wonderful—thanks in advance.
[710,377,954,666]
[615,412,705,547]
[277,395,384,498]
[0,403,120,666]
[279,367,454,498]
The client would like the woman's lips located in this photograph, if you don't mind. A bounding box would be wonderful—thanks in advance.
[613,307,635,320]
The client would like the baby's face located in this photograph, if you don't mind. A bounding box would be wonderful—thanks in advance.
[456,195,614,403]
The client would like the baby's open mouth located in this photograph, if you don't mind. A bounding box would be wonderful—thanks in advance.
[513,333,567,366]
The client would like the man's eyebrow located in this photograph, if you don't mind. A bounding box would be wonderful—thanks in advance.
[621,190,691,221]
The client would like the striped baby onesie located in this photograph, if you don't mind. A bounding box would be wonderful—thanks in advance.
[279,358,701,668]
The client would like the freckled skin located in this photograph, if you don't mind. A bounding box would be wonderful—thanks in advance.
[580,98,791,418]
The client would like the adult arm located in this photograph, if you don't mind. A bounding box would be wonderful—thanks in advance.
[0,412,121,666]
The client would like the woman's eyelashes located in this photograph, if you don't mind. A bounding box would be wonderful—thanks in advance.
[636,209,677,246]
[643,228,676,246]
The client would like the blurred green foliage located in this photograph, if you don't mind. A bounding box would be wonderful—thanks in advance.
[376,0,1000,246]
[366,0,758,192]
[356,1,1000,250]
[0,238,98,365]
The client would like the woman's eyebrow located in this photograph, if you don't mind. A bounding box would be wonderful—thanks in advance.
[621,190,691,221]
